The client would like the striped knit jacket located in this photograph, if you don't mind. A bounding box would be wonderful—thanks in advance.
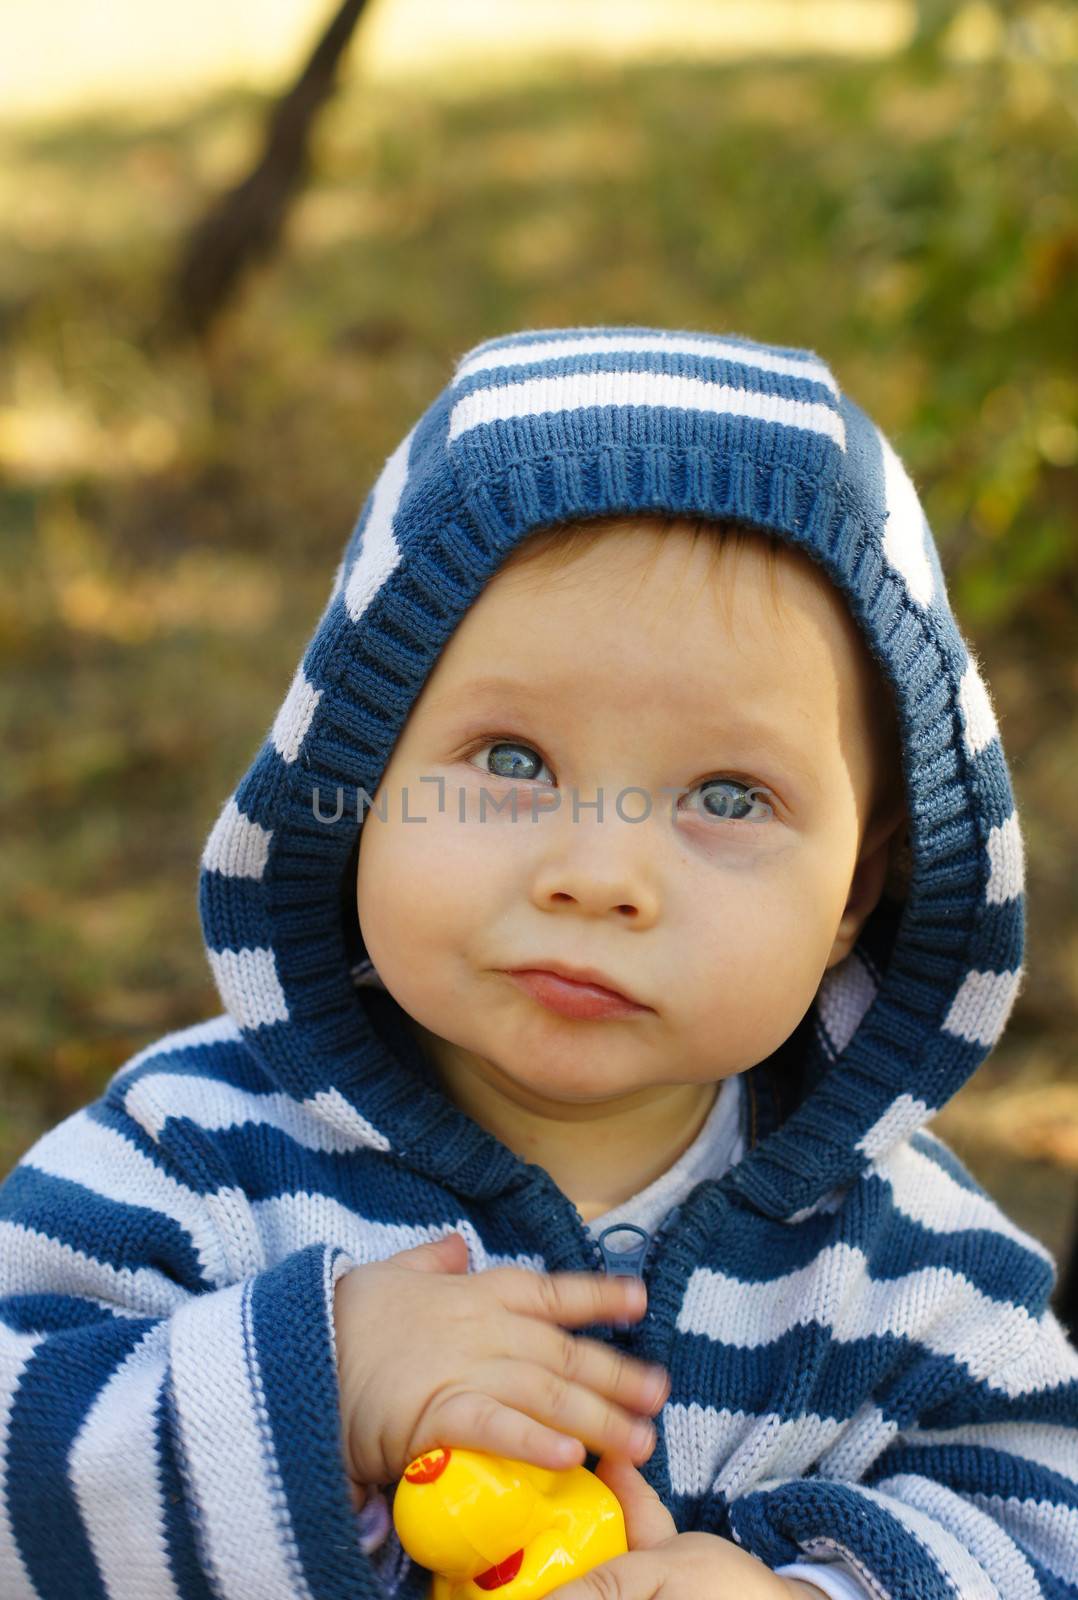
[3,325,1077,1600]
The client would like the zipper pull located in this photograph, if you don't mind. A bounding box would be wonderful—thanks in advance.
[595,1224,653,1332]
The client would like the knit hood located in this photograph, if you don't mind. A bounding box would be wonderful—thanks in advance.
[198,324,1026,1224]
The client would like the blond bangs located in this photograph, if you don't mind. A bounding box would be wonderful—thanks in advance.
[498,512,788,616]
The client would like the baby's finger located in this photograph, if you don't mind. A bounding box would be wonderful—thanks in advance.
[503,1314,670,1420]
[466,1357,659,1468]
[419,1387,590,1474]
[552,1327,671,1417]
[485,1265,647,1329]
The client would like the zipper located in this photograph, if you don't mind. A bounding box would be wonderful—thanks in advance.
[588,1204,685,1337]
[580,1207,685,1478]
[593,1224,654,1331]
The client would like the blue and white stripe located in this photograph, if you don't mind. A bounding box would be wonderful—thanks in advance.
[448,327,847,450]
[1,1013,1076,1596]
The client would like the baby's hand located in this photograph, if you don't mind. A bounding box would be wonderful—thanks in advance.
[544,1457,826,1600]
[332,1231,670,1509]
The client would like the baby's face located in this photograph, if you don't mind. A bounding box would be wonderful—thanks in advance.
[355,519,903,1110]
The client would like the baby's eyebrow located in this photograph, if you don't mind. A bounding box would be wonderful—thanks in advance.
[427,674,550,712]
[429,675,819,792]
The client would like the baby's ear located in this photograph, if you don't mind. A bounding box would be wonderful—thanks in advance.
[881,815,912,905]
[863,795,910,902]
[828,805,909,968]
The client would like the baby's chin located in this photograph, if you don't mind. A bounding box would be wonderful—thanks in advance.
[472,1034,689,1112]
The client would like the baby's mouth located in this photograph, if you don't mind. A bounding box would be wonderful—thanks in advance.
[474,1547,524,1589]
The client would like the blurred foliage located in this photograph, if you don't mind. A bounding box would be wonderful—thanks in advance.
[0,22,1075,1258]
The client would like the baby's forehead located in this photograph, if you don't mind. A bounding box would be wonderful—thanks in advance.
[494,512,864,658]
[472,512,903,799]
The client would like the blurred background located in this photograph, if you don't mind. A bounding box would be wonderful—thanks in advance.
[1,0,1076,1316]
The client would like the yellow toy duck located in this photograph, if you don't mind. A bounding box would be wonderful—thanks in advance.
[392,1445,628,1600]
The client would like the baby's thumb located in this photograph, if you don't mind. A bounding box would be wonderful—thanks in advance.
[393,1231,470,1274]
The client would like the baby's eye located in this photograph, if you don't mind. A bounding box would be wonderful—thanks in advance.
[468,739,554,785]
[684,778,774,825]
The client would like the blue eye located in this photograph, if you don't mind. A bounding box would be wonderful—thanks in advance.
[687,778,773,825]
[470,740,554,784]
[466,740,773,824]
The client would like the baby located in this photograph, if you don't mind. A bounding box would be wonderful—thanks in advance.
[352,513,906,1228]
[2,325,1076,1600]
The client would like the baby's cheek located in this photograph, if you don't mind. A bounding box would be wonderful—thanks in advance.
[382,809,485,939]
[412,805,493,904]
[690,878,828,1040]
